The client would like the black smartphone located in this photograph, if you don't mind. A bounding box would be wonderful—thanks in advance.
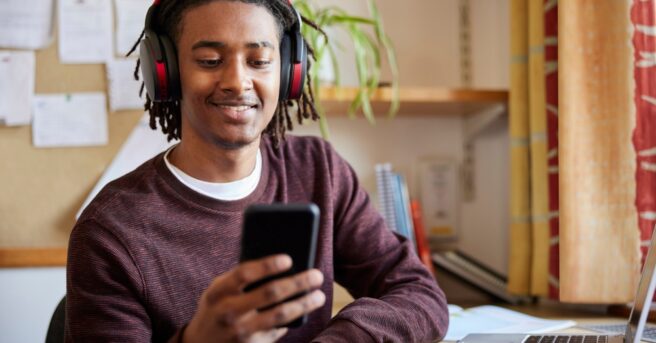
[239,202,320,327]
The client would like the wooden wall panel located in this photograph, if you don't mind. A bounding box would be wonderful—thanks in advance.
[559,0,640,303]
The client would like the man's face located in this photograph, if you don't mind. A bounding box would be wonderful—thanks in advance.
[176,1,280,150]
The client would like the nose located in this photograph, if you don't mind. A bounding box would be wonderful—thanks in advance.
[219,57,253,95]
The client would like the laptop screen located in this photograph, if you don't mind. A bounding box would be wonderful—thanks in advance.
[625,228,656,343]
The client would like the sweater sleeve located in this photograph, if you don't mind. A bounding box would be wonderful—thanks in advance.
[66,219,161,342]
[313,144,449,342]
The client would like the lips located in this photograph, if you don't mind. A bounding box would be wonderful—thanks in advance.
[216,104,253,111]
[208,100,258,123]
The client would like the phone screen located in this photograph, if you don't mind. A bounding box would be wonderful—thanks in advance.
[239,203,320,327]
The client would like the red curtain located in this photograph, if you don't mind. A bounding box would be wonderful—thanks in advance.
[631,0,656,265]
[545,0,559,300]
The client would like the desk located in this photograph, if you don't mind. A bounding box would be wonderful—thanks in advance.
[331,290,650,342]
[333,296,647,343]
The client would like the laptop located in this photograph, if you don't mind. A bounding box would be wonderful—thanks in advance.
[459,228,656,343]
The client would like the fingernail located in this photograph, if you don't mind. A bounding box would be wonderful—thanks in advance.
[310,270,323,284]
[277,255,292,269]
[313,291,325,305]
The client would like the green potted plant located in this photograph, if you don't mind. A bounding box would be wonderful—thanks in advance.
[293,0,400,138]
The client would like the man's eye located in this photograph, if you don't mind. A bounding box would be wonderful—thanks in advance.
[251,60,272,68]
[197,59,221,68]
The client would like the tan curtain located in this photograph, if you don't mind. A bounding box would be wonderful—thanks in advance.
[508,0,531,296]
[507,0,551,297]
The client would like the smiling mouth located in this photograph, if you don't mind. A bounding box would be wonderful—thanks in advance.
[208,101,258,123]
[216,104,254,111]
[209,96,259,108]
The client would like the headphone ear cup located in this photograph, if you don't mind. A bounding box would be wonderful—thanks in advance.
[294,40,307,99]
[279,34,292,102]
[158,34,181,101]
[138,30,180,102]
[286,30,307,100]
[139,33,161,102]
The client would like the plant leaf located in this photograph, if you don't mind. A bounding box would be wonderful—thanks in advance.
[326,15,376,26]
[367,0,400,117]
[293,0,399,129]
[326,43,341,86]
[348,90,364,120]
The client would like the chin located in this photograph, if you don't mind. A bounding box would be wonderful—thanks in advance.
[210,131,260,150]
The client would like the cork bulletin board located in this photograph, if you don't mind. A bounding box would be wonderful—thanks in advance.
[0,29,143,267]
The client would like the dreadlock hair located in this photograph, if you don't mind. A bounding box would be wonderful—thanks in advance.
[126,0,326,147]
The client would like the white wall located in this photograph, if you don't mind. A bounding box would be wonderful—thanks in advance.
[0,267,66,342]
[294,116,464,197]
[1,1,511,340]
[470,0,510,88]
[458,117,509,273]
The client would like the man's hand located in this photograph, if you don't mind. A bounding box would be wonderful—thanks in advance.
[183,254,325,343]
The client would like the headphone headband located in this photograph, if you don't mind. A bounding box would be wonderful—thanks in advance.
[291,3,302,31]
[140,0,306,103]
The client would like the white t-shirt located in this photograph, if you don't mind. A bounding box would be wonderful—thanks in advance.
[163,146,262,201]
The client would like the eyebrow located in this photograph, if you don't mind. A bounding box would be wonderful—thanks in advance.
[191,40,275,50]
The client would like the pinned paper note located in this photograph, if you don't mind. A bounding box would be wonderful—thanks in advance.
[107,59,144,111]
[114,0,150,57]
[0,0,54,49]
[0,51,35,126]
[77,113,176,217]
[58,0,113,63]
[32,93,108,148]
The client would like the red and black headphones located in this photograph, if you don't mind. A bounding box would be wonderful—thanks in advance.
[139,0,307,103]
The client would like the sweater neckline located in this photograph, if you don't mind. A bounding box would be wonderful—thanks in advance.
[154,139,271,213]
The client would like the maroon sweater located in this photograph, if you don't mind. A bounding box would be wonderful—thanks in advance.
[66,135,448,342]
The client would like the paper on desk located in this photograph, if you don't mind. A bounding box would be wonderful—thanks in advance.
[107,59,144,111]
[114,0,150,56]
[32,93,108,148]
[0,0,54,50]
[0,51,35,126]
[76,113,176,218]
[58,0,113,64]
[443,305,576,341]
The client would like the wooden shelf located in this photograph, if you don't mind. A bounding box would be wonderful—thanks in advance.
[319,86,508,117]
[0,248,67,268]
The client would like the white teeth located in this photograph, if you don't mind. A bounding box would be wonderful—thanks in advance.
[216,105,251,111]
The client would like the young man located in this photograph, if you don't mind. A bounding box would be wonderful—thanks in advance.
[66,1,449,342]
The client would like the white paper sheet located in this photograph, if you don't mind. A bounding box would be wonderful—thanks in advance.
[0,0,54,50]
[76,113,176,218]
[0,51,35,126]
[107,59,144,111]
[114,0,150,57]
[32,93,108,148]
[444,305,576,341]
[58,0,113,64]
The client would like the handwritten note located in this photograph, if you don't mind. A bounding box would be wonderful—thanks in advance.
[32,93,108,148]
[58,0,113,63]
[0,0,54,49]
[0,51,35,126]
[107,58,144,111]
[114,0,150,57]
